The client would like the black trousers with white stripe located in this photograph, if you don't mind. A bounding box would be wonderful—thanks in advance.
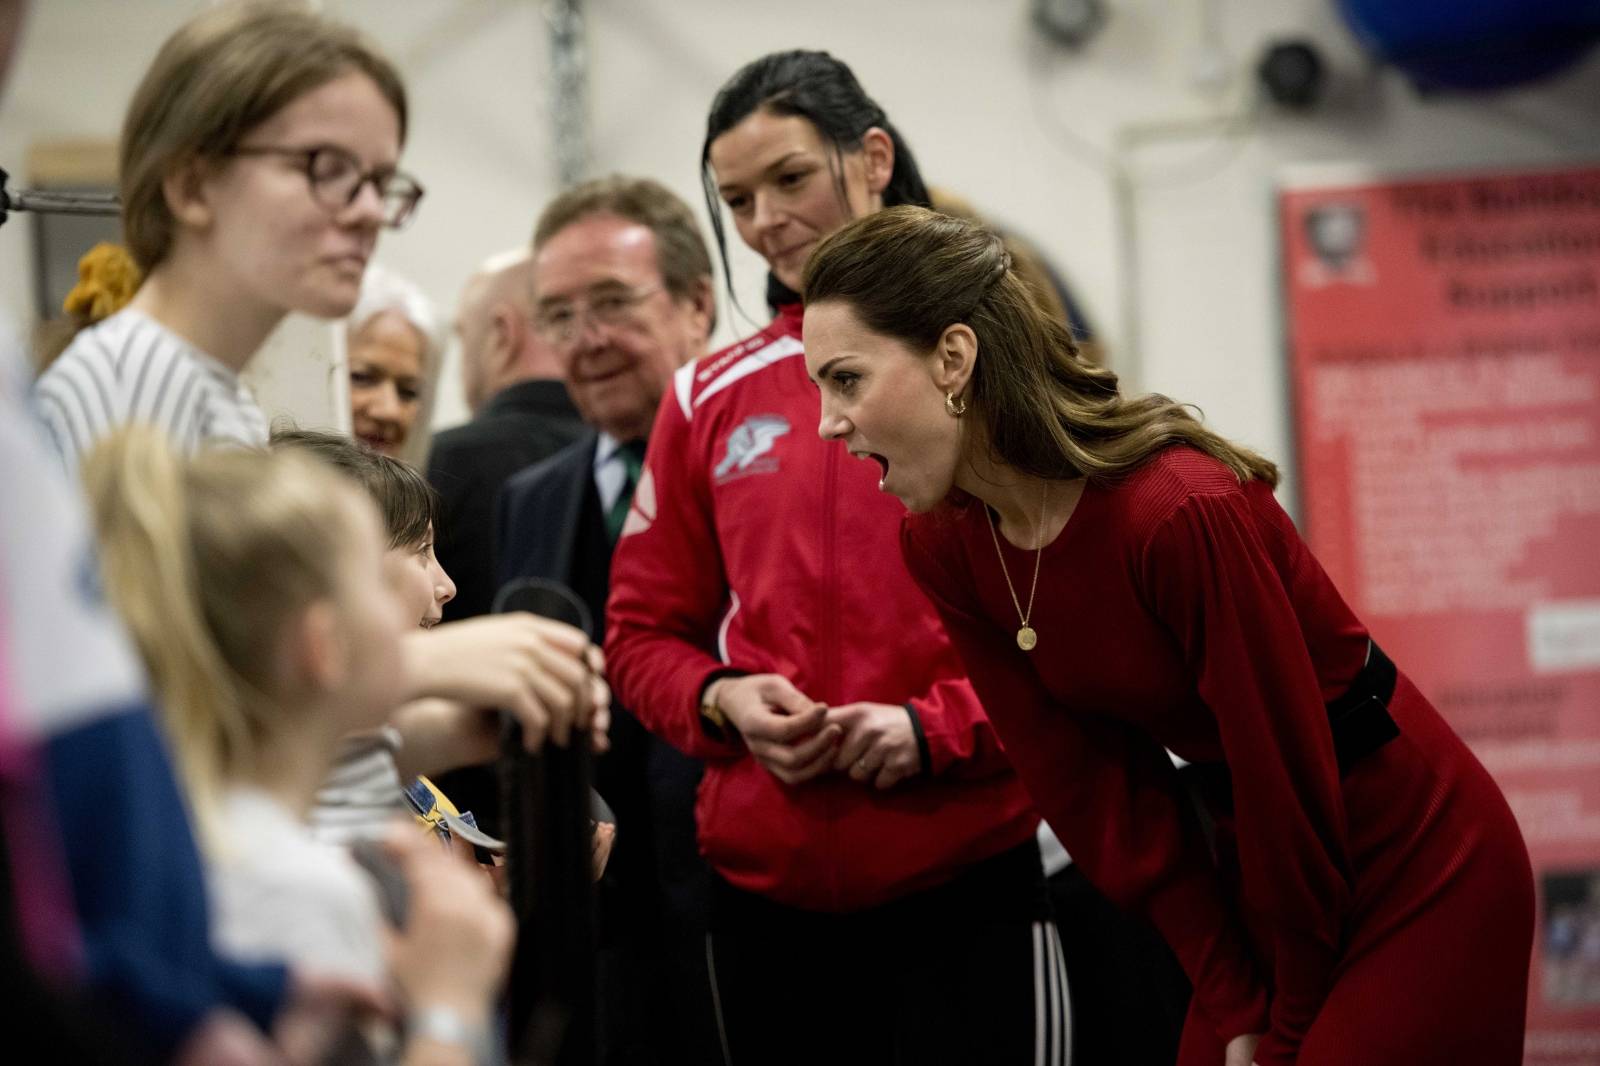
[1047,862,1191,1066]
[704,839,1070,1066]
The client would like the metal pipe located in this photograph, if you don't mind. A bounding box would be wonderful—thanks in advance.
[545,0,589,189]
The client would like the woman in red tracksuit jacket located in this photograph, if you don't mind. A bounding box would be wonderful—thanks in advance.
[604,51,1062,1065]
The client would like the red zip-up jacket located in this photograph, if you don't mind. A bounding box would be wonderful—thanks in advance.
[604,303,1039,912]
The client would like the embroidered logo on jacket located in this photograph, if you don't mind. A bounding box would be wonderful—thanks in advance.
[619,466,655,538]
[713,415,790,483]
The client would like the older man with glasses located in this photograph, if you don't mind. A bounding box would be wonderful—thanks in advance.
[494,174,721,1066]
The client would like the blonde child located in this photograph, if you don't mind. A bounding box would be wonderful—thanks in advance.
[85,430,512,1064]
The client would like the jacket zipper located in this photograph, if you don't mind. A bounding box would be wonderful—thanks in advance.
[822,431,841,908]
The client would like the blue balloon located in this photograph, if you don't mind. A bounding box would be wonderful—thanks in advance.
[1337,0,1600,90]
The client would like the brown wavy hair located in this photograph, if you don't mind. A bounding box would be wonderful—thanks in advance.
[802,205,1278,487]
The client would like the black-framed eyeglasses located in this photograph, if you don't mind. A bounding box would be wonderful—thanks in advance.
[227,144,425,229]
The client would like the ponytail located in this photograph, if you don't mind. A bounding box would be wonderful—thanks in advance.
[82,429,357,847]
[81,429,248,837]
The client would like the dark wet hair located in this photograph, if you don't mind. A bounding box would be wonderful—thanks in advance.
[700,50,930,310]
[270,427,438,549]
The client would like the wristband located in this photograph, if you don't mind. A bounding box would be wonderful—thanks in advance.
[904,703,932,776]
[408,1004,494,1065]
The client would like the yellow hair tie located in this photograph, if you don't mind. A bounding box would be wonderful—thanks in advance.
[63,242,142,323]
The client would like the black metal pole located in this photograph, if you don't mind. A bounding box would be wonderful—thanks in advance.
[0,167,121,227]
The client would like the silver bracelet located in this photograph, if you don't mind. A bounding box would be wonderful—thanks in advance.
[408,1004,495,1065]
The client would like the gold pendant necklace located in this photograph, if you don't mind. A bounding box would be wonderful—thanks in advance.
[985,480,1048,652]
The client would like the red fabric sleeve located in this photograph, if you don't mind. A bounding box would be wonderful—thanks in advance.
[603,387,742,761]
[906,677,1017,781]
[1140,487,1352,1065]
[901,520,1269,1044]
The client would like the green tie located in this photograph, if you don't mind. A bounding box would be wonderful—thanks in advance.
[605,440,647,541]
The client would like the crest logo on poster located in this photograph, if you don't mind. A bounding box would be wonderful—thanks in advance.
[714,414,789,483]
[1300,201,1376,287]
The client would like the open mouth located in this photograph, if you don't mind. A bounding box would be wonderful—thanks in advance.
[852,450,890,490]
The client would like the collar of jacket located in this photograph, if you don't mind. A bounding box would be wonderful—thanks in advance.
[485,378,579,420]
[765,272,803,318]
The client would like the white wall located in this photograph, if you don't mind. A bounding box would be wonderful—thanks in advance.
[5,0,1598,511]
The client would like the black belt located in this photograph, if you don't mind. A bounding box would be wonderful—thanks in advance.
[1181,640,1401,815]
[1325,639,1400,775]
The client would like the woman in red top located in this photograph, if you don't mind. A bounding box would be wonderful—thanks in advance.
[801,205,1535,1066]
[606,51,1061,1066]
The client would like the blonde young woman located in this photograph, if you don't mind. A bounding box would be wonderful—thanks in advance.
[34,2,419,469]
[84,430,514,1066]
[36,0,599,753]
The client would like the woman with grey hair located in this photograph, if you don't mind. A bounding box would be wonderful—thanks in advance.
[347,263,442,457]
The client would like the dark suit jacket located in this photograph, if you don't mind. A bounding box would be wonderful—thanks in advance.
[425,379,587,623]
[437,432,609,839]
[495,431,607,626]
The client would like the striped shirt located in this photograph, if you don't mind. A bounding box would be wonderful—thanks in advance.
[33,309,270,471]
[309,727,409,847]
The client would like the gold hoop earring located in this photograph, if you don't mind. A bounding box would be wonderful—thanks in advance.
[944,391,968,418]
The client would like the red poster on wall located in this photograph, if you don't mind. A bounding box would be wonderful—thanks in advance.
[1281,165,1600,1065]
